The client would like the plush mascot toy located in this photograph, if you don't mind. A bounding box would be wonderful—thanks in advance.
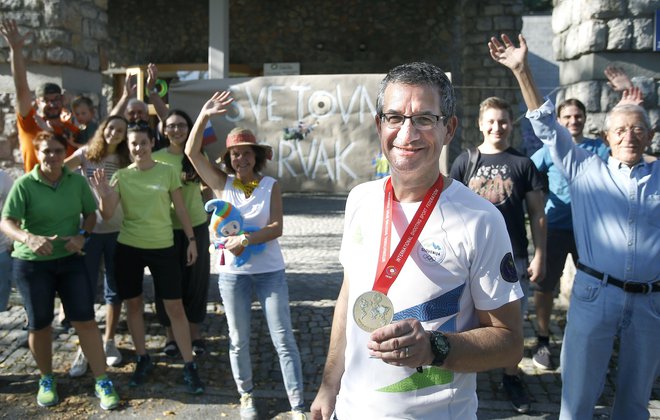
[205,199,265,267]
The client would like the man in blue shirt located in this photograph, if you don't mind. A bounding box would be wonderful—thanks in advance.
[490,33,659,420]
[529,99,609,370]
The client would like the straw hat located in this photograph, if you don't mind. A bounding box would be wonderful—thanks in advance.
[222,127,273,161]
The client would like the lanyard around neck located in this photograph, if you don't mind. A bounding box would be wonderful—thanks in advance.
[373,174,444,294]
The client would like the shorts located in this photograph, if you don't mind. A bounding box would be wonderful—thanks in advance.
[114,242,183,300]
[13,255,95,330]
[155,223,210,326]
[534,229,578,293]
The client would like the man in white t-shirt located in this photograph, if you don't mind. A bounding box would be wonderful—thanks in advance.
[311,62,525,420]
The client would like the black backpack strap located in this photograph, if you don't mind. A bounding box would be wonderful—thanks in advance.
[463,147,480,186]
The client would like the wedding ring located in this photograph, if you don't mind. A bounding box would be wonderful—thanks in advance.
[404,346,409,358]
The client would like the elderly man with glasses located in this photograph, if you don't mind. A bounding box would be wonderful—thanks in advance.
[490,33,659,420]
[1,19,80,173]
[311,62,525,420]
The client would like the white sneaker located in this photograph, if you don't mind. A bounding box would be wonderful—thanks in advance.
[104,339,122,367]
[240,392,258,420]
[69,346,88,377]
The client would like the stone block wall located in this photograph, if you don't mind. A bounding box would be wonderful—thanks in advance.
[452,0,525,157]
[1,0,523,169]
[0,0,107,69]
[0,0,109,166]
[2,1,657,170]
[552,0,659,153]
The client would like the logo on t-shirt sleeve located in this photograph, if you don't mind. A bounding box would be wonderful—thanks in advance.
[500,252,518,283]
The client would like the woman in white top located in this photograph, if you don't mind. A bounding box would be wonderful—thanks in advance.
[185,92,305,419]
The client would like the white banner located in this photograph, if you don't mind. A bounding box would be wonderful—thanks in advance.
[169,74,387,193]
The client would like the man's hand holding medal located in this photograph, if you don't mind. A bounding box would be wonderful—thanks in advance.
[352,175,445,371]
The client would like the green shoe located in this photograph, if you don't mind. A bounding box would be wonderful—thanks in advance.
[95,376,120,410]
[37,374,59,407]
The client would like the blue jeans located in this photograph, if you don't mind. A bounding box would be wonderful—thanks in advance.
[218,269,304,409]
[559,272,660,420]
[83,232,120,305]
[0,250,12,311]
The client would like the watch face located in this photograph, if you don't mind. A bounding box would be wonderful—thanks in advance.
[431,331,450,365]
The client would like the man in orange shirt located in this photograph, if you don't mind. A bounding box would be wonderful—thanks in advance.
[1,19,78,172]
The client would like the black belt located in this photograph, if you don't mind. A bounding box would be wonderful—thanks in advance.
[577,262,660,294]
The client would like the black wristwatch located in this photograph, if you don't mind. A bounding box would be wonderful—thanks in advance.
[78,229,91,239]
[429,330,451,366]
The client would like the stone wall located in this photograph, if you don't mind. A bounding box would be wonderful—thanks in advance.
[552,0,659,152]
[0,0,109,166]
[2,0,525,169]
[452,0,525,157]
[106,0,208,66]
[2,1,658,171]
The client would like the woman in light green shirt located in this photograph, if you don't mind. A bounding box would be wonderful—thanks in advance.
[153,109,212,358]
[91,121,205,395]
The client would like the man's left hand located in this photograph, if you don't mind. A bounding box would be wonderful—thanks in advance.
[367,318,433,368]
[61,234,85,255]
[528,254,545,283]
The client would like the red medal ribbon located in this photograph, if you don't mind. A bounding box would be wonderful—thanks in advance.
[373,174,444,294]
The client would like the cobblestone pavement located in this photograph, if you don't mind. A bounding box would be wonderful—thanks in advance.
[1,194,658,419]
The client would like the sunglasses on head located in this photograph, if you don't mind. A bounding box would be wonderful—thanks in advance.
[127,120,150,130]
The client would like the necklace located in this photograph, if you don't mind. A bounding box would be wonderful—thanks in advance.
[233,177,260,197]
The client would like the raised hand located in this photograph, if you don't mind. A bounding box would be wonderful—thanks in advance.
[604,65,633,92]
[201,91,234,118]
[488,33,528,72]
[617,86,644,107]
[0,19,29,50]
[90,168,112,196]
[122,72,137,98]
[146,63,158,92]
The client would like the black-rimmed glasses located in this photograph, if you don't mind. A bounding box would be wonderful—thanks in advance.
[380,113,447,130]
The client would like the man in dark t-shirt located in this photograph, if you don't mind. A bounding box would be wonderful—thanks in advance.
[450,96,546,415]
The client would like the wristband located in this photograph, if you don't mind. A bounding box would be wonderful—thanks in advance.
[188,237,196,242]
[78,229,91,238]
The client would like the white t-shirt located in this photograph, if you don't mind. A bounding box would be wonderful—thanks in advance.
[0,170,14,253]
[335,178,523,420]
[219,175,285,274]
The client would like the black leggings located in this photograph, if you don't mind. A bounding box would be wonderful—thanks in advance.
[155,222,211,326]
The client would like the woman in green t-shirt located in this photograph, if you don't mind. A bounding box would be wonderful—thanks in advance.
[91,121,205,395]
[0,131,119,410]
[153,109,212,358]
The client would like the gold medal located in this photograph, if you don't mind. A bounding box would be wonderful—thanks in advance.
[352,290,394,332]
